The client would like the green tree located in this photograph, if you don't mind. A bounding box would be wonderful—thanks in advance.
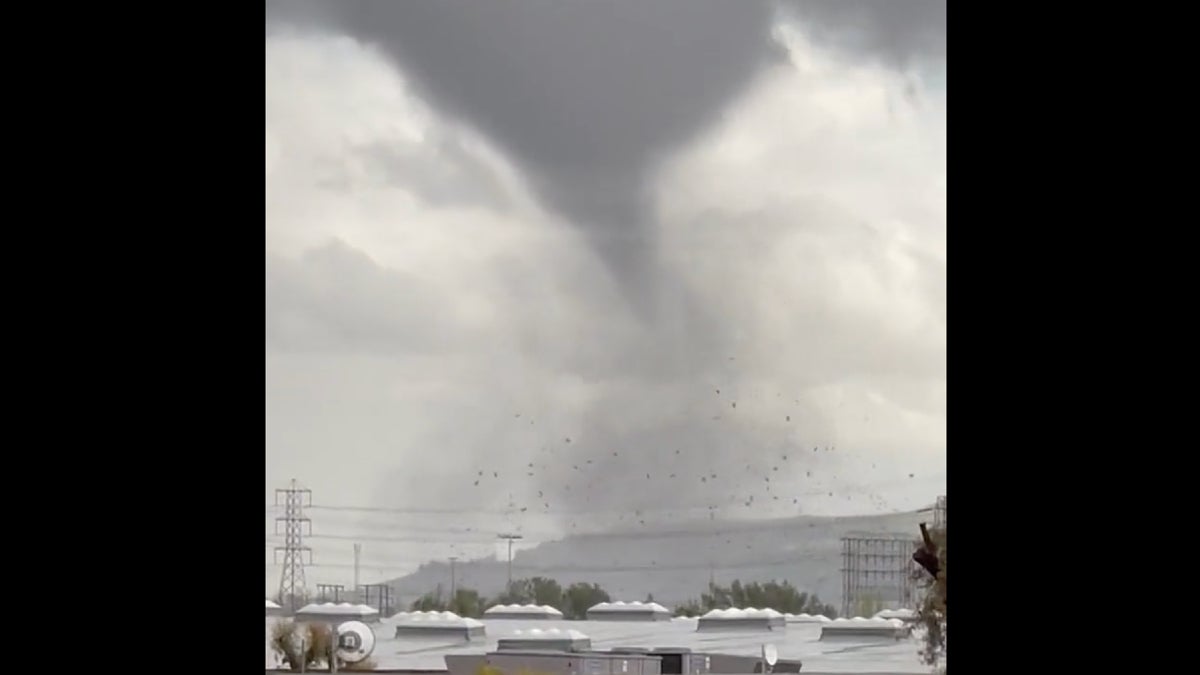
[679,579,837,618]
[410,586,488,618]
[914,525,947,670]
[854,593,884,618]
[528,577,565,606]
[410,584,449,612]
[450,588,487,618]
[562,582,611,619]
[491,576,565,607]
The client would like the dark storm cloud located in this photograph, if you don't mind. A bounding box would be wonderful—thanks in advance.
[266,0,945,304]
[777,0,947,65]
[266,0,779,306]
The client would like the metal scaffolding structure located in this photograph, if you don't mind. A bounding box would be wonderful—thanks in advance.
[840,532,919,618]
[934,495,947,530]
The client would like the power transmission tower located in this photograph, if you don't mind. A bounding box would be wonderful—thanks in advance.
[449,556,458,598]
[498,533,523,589]
[274,479,313,612]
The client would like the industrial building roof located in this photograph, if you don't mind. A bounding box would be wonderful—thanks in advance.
[588,601,671,614]
[266,615,931,674]
[484,603,565,619]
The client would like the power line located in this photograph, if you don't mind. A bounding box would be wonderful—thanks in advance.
[266,516,911,544]
[265,493,929,522]
[271,552,836,575]
[271,532,499,544]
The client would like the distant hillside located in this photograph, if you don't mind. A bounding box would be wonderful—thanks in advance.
[385,509,927,611]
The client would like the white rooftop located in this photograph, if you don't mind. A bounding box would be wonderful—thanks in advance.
[589,601,671,614]
[484,603,564,617]
[700,607,785,620]
[265,599,281,610]
[295,602,375,617]
[825,617,906,629]
[874,608,917,621]
[386,610,485,628]
[510,628,590,640]
[784,612,833,623]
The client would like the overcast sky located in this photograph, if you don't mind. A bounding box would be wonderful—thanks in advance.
[265,0,946,587]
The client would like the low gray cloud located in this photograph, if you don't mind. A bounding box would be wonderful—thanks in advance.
[266,240,458,356]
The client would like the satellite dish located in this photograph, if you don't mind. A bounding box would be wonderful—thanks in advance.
[762,644,779,667]
[336,621,376,664]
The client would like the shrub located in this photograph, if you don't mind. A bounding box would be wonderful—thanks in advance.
[270,620,333,671]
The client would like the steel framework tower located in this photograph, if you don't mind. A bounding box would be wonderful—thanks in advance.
[839,532,919,617]
[934,495,947,530]
[274,479,313,612]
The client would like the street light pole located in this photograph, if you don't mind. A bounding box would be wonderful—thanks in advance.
[497,533,523,589]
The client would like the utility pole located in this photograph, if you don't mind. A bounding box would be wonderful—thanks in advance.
[275,479,313,612]
[449,556,459,598]
[354,543,362,593]
[497,533,523,589]
[708,509,717,588]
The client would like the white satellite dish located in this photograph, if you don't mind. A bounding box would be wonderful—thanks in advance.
[336,621,376,664]
[762,643,779,667]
